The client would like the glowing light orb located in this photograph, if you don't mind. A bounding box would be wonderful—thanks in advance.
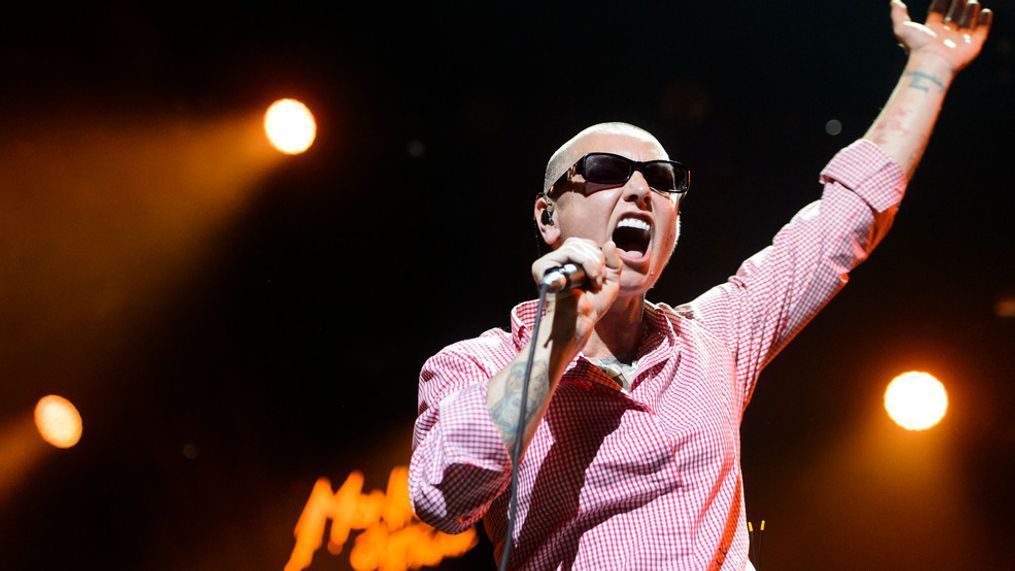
[884,372,948,431]
[264,98,317,154]
[34,395,83,448]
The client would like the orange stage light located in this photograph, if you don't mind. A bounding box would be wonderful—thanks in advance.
[884,371,948,431]
[996,296,1015,318]
[264,98,317,154]
[34,395,83,448]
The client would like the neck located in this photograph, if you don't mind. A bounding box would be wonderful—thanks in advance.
[582,294,646,362]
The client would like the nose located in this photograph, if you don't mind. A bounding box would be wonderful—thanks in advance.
[623,170,652,208]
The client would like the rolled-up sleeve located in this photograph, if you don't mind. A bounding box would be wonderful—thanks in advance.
[678,139,906,407]
[409,346,513,534]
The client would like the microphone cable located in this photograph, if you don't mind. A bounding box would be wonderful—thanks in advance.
[497,282,551,571]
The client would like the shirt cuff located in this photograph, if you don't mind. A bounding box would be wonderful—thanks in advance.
[438,381,512,474]
[818,139,906,213]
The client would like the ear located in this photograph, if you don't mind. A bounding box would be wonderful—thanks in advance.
[534,194,561,247]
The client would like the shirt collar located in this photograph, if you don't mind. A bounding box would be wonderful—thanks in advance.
[509,298,678,352]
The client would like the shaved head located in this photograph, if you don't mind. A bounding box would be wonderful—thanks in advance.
[536,121,681,258]
[543,122,667,194]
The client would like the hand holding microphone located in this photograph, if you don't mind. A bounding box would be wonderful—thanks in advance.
[540,263,587,293]
[530,238,623,344]
[531,237,614,291]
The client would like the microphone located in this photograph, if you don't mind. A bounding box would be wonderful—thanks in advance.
[540,263,587,293]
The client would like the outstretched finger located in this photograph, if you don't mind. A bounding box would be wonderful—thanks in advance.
[927,0,950,23]
[945,0,968,24]
[958,0,981,29]
[973,8,993,40]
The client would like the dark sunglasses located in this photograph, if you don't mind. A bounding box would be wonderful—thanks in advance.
[550,152,690,197]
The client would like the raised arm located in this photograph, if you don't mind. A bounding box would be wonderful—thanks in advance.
[867,0,993,179]
[676,1,994,407]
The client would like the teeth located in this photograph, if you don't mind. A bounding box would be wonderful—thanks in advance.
[617,218,650,231]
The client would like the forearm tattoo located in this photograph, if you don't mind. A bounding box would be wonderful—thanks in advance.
[490,360,549,445]
[871,106,913,147]
[904,70,945,93]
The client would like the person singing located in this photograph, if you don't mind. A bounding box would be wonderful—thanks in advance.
[409,1,993,568]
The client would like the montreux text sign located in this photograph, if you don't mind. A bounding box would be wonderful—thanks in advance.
[286,466,477,571]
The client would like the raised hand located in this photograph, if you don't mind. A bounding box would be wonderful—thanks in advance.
[891,0,994,73]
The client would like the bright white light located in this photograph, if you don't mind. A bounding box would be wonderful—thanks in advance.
[34,395,83,448]
[884,371,948,431]
[264,98,317,155]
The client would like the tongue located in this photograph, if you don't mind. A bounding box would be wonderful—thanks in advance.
[617,247,647,263]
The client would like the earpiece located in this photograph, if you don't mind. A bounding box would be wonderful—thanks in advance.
[540,191,556,226]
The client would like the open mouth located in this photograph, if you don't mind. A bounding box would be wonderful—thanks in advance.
[612,218,651,256]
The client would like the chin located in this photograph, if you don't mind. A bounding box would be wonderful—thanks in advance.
[617,275,653,298]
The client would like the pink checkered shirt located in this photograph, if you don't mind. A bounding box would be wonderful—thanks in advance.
[410,139,906,569]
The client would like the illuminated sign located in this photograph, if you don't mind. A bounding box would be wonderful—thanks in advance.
[286,466,477,571]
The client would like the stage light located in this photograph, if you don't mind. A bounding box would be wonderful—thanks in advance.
[996,296,1015,317]
[884,372,948,431]
[264,99,317,154]
[34,395,83,448]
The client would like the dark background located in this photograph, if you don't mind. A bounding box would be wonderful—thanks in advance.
[1,1,1012,569]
